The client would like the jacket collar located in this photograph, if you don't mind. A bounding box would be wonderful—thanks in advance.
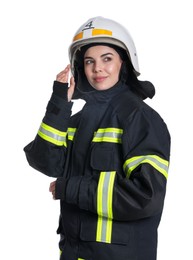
[75,80,129,103]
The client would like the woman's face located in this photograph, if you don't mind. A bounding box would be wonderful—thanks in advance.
[84,45,123,91]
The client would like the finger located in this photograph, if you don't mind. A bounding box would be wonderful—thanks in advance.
[49,181,56,192]
[56,65,71,83]
[57,65,70,76]
[51,188,56,200]
[58,64,70,74]
[67,76,75,101]
[56,71,69,83]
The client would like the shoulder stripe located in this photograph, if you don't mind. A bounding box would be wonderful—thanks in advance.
[123,155,169,179]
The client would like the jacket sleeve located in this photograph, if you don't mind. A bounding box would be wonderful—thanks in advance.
[56,106,171,221]
[24,81,73,178]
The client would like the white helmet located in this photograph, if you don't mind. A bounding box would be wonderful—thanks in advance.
[69,16,140,76]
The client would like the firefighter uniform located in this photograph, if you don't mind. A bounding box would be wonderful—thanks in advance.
[24,16,171,260]
[24,78,170,260]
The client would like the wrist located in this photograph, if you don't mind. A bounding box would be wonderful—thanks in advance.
[53,81,69,100]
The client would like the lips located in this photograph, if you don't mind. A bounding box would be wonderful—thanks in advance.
[94,76,107,83]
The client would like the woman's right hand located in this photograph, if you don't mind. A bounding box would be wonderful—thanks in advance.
[56,64,75,101]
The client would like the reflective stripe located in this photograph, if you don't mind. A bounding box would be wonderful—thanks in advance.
[67,127,76,141]
[123,155,169,179]
[73,32,83,41]
[38,122,67,146]
[73,28,112,42]
[38,123,77,146]
[96,171,116,243]
[92,29,112,36]
[93,128,123,143]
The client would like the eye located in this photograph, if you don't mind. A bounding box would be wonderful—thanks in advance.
[84,59,94,65]
[103,56,112,62]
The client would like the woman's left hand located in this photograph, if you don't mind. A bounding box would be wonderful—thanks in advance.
[49,181,56,199]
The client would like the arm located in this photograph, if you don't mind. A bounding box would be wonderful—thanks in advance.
[24,65,75,177]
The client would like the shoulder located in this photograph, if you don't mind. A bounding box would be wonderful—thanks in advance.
[112,88,169,132]
[111,89,152,120]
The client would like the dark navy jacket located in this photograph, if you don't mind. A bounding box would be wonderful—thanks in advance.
[24,80,170,260]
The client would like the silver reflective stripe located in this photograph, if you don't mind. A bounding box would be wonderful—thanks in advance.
[39,125,66,143]
[124,155,169,179]
[93,128,123,143]
[96,171,116,243]
[94,132,122,139]
[101,172,111,217]
[38,122,67,146]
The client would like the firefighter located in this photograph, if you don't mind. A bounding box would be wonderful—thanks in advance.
[24,16,171,260]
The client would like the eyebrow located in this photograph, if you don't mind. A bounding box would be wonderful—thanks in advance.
[84,52,114,59]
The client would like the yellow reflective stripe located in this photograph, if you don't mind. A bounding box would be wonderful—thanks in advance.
[38,122,67,146]
[96,172,106,242]
[38,124,77,145]
[67,127,76,141]
[73,32,83,41]
[106,172,115,243]
[96,171,116,243]
[93,128,123,143]
[123,155,169,179]
[73,28,112,42]
[92,28,112,36]
[78,258,85,260]
[97,172,105,216]
[108,172,115,219]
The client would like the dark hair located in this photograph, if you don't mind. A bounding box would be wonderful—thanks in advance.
[75,43,128,67]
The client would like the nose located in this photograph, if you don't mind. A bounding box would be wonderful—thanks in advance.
[93,61,102,72]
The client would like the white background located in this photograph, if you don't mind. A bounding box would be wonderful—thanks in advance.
[0,0,192,259]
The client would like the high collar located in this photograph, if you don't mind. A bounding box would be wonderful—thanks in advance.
[75,81,129,104]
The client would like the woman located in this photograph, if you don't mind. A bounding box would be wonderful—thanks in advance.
[24,16,171,260]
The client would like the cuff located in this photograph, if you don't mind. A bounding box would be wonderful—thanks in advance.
[55,178,68,200]
[53,81,69,101]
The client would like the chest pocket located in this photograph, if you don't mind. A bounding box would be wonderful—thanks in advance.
[90,144,115,171]
[90,127,124,172]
